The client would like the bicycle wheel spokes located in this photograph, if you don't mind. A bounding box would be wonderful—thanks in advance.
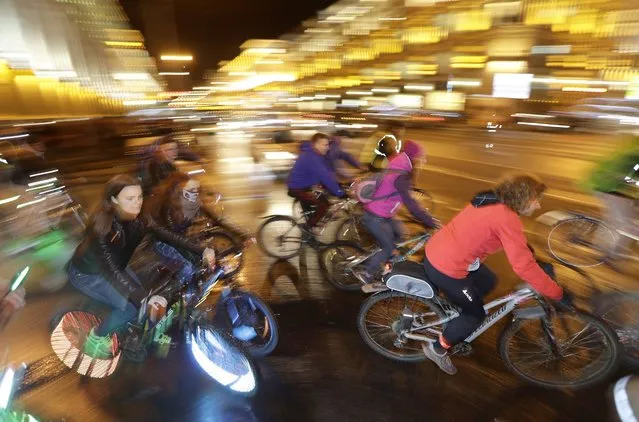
[503,312,617,387]
[257,216,303,259]
[325,246,362,288]
[548,217,615,268]
[364,293,441,358]
[598,295,639,366]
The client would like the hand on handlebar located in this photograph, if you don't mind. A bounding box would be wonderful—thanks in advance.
[554,290,575,312]
[202,248,216,268]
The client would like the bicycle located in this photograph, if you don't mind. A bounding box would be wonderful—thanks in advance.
[334,188,436,247]
[0,268,39,421]
[553,262,639,369]
[357,260,620,389]
[545,210,638,268]
[0,360,39,422]
[50,253,260,396]
[256,194,356,260]
[319,223,432,291]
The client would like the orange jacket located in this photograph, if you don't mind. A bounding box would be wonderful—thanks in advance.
[425,203,563,300]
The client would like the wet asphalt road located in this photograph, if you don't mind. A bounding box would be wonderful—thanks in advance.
[2,126,636,422]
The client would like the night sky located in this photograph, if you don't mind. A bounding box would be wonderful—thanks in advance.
[120,0,336,82]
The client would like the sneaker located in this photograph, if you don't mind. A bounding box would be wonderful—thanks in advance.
[83,328,114,359]
[421,342,457,375]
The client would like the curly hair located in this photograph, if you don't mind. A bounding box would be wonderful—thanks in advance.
[494,174,547,214]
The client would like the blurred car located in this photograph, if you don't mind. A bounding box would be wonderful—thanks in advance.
[555,104,639,132]
[250,129,300,179]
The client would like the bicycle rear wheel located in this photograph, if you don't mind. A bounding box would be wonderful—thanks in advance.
[547,216,615,268]
[319,241,367,291]
[357,290,446,363]
[499,310,619,389]
[593,291,639,368]
[257,215,303,259]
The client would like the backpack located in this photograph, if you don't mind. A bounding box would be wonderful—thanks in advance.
[354,168,408,204]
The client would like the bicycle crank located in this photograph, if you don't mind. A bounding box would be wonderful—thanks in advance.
[450,342,473,357]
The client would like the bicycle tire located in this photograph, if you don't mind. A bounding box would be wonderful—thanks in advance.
[357,290,446,363]
[189,324,259,397]
[257,215,303,259]
[319,241,368,291]
[498,310,620,390]
[547,216,615,268]
[593,291,639,368]
[214,290,280,358]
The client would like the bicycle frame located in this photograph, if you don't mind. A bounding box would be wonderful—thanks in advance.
[346,232,431,268]
[402,287,537,344]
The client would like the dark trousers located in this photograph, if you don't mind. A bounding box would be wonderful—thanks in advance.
[288,189,330,227]
[361,211,403,276]
[424,256,497,345]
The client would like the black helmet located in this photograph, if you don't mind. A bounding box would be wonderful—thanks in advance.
[374,134,400,157]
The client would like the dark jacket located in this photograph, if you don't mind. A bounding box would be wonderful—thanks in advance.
[144,159,177,193]
[287,142,345,197]
[159,203,250,241]
[72,215,204,300]
[326,137,360,173]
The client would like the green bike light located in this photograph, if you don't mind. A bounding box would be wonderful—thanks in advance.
[10,267,29,293]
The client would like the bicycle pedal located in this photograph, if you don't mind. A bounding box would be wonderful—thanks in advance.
[450,342,473,357]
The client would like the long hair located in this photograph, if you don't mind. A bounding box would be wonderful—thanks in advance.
[90,174,141,236]
[494,174,547,214]
[144,172,191,225]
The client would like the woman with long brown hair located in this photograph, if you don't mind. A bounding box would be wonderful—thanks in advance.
[144,172,253,283]
[69,174,214,359]
[420,173,569,375]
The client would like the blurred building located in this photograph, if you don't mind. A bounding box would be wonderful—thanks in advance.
[194,0,639,116]
[0,0,162,118]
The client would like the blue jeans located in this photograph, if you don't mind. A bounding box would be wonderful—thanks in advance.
[361,211,404,277]
[68,264,142,337]
[154,241,197,285]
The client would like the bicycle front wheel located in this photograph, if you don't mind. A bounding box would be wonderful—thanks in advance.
[593,291,639,368]
[189,325,258,396]
[499,310,620,389]
[547,216,615,268]
[214,290,280,358]
[257,215,303,259]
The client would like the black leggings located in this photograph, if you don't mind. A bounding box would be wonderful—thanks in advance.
[424,256,497,345]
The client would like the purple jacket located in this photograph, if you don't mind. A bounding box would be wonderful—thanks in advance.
[287,142,345,197]
[364,152,434,227]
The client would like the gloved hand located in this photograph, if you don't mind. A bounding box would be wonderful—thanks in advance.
[537,259,556,280]
[554,290,575,312]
